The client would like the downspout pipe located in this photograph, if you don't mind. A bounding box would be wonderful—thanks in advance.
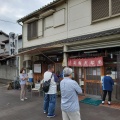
[17,21,23,26]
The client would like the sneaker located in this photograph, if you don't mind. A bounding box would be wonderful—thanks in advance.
[21,99,24,101]
[47,115,55,118]
[44,111,47,114]
[102,101,104,104]
[108,101,111,105]
[24,97,28,100]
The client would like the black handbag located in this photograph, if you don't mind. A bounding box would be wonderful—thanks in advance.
[43,73,53,93]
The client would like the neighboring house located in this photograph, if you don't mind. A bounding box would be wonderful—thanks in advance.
[0,31,22,83]
[0,31,8,58]
[17,0,120,100]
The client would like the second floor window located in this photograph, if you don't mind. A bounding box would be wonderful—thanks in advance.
[92,0,120,22]
[27,21,38,40]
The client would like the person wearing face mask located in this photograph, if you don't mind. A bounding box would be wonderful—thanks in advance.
[20,68,28,101]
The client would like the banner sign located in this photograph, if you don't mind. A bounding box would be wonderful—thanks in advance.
[9,32,18,56]
[68,57,103,67]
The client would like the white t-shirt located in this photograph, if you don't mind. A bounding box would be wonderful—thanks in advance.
[28,72,33,78]
[44,71,57,94]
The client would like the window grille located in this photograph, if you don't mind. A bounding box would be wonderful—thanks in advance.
[112,0,120,15]
[92,0,109,21]
[27,21,38,40]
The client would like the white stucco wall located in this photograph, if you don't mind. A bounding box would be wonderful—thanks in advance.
[0,34,8,42]
[68,0,120,38]
[22,3,68,48]
[22,0,120,48]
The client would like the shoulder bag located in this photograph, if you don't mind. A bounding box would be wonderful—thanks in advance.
[43,73,53,93]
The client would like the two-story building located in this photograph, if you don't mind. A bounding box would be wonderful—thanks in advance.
[18,0,120,100]
[0,31,22,83]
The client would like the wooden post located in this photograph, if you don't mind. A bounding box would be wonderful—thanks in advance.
[100,66,105,97]
[63,45,68,66]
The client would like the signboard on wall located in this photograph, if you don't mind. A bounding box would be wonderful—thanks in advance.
[9,32,18,56]
[34,64,41,73]
[68,57,103,67]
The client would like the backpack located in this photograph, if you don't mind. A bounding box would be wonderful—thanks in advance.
[43,74,53,93]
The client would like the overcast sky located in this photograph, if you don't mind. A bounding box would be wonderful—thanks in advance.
[0,0,53,35]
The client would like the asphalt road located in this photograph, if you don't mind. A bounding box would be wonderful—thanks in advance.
[0,84,120,120]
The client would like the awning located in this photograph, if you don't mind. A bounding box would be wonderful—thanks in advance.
[67,39,120,52]
[0,55,16,61]
[0,46,62,61]
[17,45,63,63]
[17,45,63,56]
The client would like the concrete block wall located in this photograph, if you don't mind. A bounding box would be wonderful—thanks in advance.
[0,64,17,83]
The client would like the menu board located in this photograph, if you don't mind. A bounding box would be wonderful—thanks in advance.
[34,64,41,73]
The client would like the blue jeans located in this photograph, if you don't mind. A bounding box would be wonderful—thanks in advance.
[44,94,56,116]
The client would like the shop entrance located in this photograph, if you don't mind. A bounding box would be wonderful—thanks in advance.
[84,67,102,96]
[73,67,103,96]
[117,54,120,100]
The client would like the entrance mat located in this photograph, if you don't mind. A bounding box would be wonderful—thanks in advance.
[80,98,102,106]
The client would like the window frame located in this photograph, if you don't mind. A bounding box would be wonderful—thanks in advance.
[91,0,120,23]
[27,20,38,40]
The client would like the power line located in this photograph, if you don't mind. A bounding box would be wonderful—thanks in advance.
[0,19,17,24]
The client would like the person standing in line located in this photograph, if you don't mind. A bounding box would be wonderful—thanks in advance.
[28,70,33,82]
[60,67,82,120]
[43,64,58,118]
[59,66,65,80]
[102,70,114,105]
[19,68,28,101]
[27,70,33,92]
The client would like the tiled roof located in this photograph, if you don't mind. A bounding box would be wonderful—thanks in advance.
[17,0,64,22]
[19,27,120,52]
[0,30,8,37]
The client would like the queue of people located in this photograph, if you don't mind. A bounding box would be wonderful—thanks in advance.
[42,65,82,120]
[19,64,114,120]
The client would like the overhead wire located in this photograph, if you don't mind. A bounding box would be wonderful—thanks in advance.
[0,19,17,24]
